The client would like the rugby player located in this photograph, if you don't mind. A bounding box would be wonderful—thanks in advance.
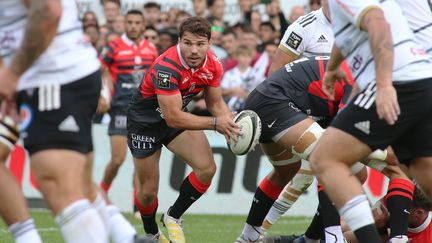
[128,16,238,243]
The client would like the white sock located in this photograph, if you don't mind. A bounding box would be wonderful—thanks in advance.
[325,225,345,243]
[56,199,108,243]
[241,223,262,241]
[91,192,109,232]
[8,218,42,243]
[106,204,137,243]
[339,195,374,231]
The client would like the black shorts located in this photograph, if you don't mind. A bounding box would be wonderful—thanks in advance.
[245,90,308,143]
[331,79,432,164]
[108,106,128,136]
[17,71,101,155]
[127,119,184,158]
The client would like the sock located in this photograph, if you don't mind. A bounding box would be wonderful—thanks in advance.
[106,204,137,243]
[243,177,282,241]
[339,195,381,243]
[55,199,108,243]
[169,172,210,219]
[384,178,414,238]
[100,182,111,193]
[318,185,344,243]
[8,218,42,243]
[304,211,323,241]
[134,193,159,235]
[262,161,314,232]
[91,191,109,233]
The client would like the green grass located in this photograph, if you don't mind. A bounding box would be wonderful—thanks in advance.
[0,210,311,243]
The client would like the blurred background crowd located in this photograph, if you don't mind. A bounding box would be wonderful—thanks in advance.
[79,0,322,118]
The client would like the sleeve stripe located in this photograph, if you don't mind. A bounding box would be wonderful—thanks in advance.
[355,5,382,28]
[278,45,300,58]
[154,64,181,82]
[163,57,183,71]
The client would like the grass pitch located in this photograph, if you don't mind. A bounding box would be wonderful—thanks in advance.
[0,209,311,243]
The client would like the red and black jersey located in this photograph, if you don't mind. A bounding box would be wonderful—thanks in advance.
[128,45,223,125]
[255,56,354,120]
[100,35,158,108]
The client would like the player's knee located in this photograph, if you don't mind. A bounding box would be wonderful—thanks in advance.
[110,154,126,166]
[194,163,216,182]
[137,190,158,206]
[292,122,324,160]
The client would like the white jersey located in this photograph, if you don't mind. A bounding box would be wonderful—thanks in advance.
[329,0,432,90]
[0,0,100,91]
[279,8,334,57]
[395,0,432,56]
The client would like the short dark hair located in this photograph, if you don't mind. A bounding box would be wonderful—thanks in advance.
[260,21,276,32]
[412,187,432,211]
[144,2,161,10]
[126,9,144,17]
[222,29,237,38]
[179,17,211,40]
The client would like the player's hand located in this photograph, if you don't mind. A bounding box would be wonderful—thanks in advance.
[96,95,110,114]
[372,202,389,228]
[0,67,19,101]
[322,69,349,100]
[375,86,400,125]
[215,112,240,143]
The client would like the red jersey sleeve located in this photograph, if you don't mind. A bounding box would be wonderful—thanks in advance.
[209,53,223,87]
[152,62,181,95]
[99,40,117,67]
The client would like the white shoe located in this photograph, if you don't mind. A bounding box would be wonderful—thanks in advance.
[161,210,185,243]
[235,234,264,243]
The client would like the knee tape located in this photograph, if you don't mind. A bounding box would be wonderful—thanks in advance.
[0,116,19,149]
[350,162,365,175]
[292,122,325,160]
[286,160,314,193]
[365,149,388,172]
[269,155,300,166]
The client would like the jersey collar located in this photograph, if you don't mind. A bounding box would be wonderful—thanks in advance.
[408,211,432,234]
[177,44,208,72]
[121,34,144,47]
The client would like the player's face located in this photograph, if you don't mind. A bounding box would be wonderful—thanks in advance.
[125,14,145,41]
[179,32,210,68]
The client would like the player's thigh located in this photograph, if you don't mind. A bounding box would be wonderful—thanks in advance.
[309,127,372,170]
[409,157,432,199]
[166,130,215,171]
[261,142,301,183]
[133,149,161,193]
[109,135,128,160]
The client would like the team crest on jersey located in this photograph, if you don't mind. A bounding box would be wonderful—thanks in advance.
[19,103,33,132]
[286,32,302,50]
[157,70,171,88]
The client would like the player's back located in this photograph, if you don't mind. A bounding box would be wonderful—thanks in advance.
[0,0,100,91]
[255,56,352,118]
[395,0,432,56]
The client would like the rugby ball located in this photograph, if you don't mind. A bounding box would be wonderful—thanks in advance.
[228,110,262,155]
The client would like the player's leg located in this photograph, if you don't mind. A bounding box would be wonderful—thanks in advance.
[0,119,42,243]
[164,130,216,243]
[309,127,380,243]
[100,135,128,192]
[31,150,108,243]
[409,157,432,199]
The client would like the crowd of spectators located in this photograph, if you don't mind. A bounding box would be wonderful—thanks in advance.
[82,0,323,116]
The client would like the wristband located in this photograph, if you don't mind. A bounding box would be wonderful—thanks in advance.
[212,117,217,130]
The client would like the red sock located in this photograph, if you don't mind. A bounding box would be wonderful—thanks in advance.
[100,182,111,193]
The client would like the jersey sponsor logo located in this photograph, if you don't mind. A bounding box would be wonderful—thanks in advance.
[199,72,213,80]
[157,70,171,88]
[182,76,190,84]
[119,50,133,55]
[130,133,155,150]
[354,120,370,135]
[286,32,303,50]
[317,35,327,43]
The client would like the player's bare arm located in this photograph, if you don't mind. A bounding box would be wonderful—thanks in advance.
[361,8,400,125]
[204,86,240,140]
[13,0,61,75]
[268,48,298,75]
[0,0,61,100]
[322,44,346,99]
